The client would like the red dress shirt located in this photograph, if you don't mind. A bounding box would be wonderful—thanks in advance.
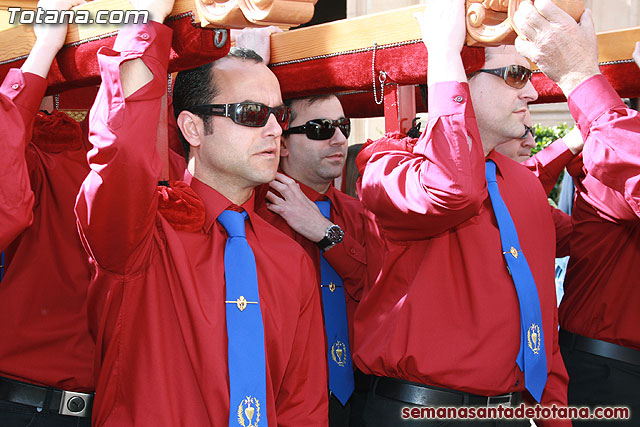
[354,82,569,422]
[0,69,94,392]
[0,84,33,249]
[255,181,367,345]
[559,75,640,350]
[75,22,328,426]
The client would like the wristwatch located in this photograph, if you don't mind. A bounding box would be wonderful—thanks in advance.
[316,224,344,251]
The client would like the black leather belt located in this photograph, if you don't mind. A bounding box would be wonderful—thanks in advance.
[0,376,93,418]
[560,329,640,366]
[372,376,522,407]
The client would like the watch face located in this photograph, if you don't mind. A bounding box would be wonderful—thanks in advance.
[327,225,344,244]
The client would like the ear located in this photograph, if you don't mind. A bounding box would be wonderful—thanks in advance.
[279,136,290,158]
[177,111,203,149]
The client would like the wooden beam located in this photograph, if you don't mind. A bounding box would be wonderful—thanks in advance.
[270,5,640,66]
[270,5,423,65]
[4,1,637,68]
[597,26,640,64]
[1,0,136,63]
[0,0,315,63]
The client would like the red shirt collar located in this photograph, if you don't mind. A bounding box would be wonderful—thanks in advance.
[189,176,259,236]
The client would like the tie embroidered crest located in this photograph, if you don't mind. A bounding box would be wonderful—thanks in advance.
[237,395,261,427]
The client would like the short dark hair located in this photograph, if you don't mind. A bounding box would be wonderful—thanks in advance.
[283,93,336,125]
[172,47,264,161]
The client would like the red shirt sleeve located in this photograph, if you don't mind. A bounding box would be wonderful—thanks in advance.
[568,74,640,219]
[75,22,172,274]
[523,139,575,195]
[1,69,47,141]
[360,82,486,241]
[323,193,367,302]
[551,206,571,258]
[0,70,47,249]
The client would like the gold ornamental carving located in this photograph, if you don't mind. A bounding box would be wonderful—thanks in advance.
[465,0,585,46]
[195,0,317,29]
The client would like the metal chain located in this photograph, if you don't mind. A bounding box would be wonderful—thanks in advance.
[54,93,60,110]
[372,42,387,105]
[270,39,421,68]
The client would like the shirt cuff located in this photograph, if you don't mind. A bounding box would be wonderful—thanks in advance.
[427,81,472,119]
[568,74,626,129]
[324,234,366,266]
[110,20,173,70]
[534,138,574,169]
[0,69,47,116]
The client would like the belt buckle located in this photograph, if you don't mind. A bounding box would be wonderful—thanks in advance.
[487,393,512,408]
[59,390,93,417]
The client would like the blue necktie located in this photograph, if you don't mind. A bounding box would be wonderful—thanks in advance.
[315,200,355,405]
[218,210,269,427]
[485,160,547,402]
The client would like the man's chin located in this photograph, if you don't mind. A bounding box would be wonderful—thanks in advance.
[252,169,278,186]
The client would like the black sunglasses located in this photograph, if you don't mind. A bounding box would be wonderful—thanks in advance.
[522,125,534,139]
[189,102,290,130]
[476,65,533,89]
[283,118,351,140]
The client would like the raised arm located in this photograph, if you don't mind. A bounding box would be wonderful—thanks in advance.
[0,0,85,249]
[515,0,640,219]
[0,92,33,249]
[360,0,485,241]
[75,2,174,273]
[523,128,582,195]
[568,76,640,219]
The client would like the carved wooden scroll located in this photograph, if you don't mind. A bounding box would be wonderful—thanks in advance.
[193,0,251,28]
[237,0,316,26]
[466,0,585,46]
[194,0,316,28]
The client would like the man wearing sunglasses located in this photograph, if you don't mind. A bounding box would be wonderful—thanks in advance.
[75,0,328,425]
[353,1,572,425]
[514,1,640,424]
[255,93,367,427]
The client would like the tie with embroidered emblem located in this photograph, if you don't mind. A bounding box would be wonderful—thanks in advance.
[218,209,268,427]
[485,160,547,402]
[315,200,354,405]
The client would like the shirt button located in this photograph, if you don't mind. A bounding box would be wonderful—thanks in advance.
[140,33,150,40]
[11,83,20,90]
[454,95,464,103]
[350,248,356,255]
